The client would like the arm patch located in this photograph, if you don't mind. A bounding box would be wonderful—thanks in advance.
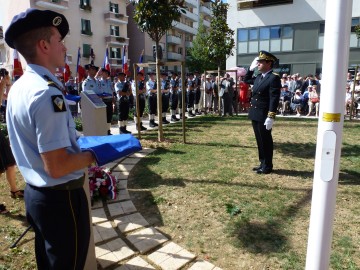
[51,95,67,112]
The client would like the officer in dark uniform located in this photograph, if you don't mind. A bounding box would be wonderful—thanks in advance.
[186,73,196,117]
[161,72,170,124]
[244,50,281,174]
[146,72,158,127]
[193,71,202,115]
[169,71,180,122]
[132,72,147,131]
[5,8,95,269]
[115,72,131,134]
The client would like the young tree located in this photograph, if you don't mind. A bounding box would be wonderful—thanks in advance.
[186,16,217,73]
[129,0,186,142]
[206,0,235,115]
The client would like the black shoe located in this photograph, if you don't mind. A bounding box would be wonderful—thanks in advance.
[162,117,170,124]
[256,168,272,174]
[188,111,196,117]
[171,116,177,122]
[195,110,202,115]
[252,165,262,171]
[140,125,147,131]
[149,120,157,128]
[107,130,113,135]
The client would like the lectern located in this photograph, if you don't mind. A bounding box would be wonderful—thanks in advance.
[80,91,107,136]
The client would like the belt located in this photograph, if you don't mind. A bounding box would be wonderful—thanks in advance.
[30,174,85,191]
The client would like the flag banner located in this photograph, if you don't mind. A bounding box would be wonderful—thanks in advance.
[13,49,24,78]
[103,48,111,72]
[64,55,71,82]
[137,49,144,74]
[76,47,81,74]
[122,45,128,74]
[90,47,95,64]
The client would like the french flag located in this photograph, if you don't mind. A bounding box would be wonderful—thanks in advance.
[137,49,144,74]
[13,49,23,77]
[122,45,128,74]
[64,55,71,82]
[103,48,111,72]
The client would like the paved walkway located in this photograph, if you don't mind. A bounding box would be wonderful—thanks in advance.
[92,113,222,269]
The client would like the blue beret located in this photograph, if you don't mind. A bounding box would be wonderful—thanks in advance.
[5,9,69,49]
[85,64,99,71]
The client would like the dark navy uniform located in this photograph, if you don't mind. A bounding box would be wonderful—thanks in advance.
[115,73,131,134]
[170,72,180,121]
[5,9,93,270]
[193,72,202,115]
[244,50,281,174]
[99,70,115,135]
[146,73,158,127]
[161,73,170,124]
[186,74,196,117]
[132,73,147,131]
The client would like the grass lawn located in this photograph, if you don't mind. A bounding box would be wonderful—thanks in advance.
[0,115,359,269]
[128,115,360,270]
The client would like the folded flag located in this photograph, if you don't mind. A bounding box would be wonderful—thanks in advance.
[77,134,142,166]
[65,94,81,103]
[97,92,113,97]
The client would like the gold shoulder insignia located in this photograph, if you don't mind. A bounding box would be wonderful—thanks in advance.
[273,73,280,77]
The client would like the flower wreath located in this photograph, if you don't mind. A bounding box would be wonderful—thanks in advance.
[88,166,118,203]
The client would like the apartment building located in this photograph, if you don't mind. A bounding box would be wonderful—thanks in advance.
[126,0,212,73]
[226,0,360,76]
[0,0,129,77]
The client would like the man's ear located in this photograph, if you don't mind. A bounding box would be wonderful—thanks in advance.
[37,39,50,55]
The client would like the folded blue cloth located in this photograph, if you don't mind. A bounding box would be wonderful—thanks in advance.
[65,94,81,102]
[77,134,142,166]
[98,92,113,97]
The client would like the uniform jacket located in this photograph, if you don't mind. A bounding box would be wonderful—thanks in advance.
[244,69,281,122]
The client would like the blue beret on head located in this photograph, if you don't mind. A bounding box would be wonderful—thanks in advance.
[5,8,69,49]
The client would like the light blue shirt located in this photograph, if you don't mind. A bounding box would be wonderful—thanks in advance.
[82,76,101,94]
[6,64,84,187]
[99,78,114,98]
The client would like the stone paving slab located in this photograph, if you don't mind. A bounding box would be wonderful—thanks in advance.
[126,227,168,254]
[93,221,118,244]
[91,199,104,209]
[188,260,219,270]
[113,212,149,233]
[91,207,107,224]
[121,158,141,165]
[97,251,119,269]
[112,171,130,180]
[118,180,128,189]
[96,238,136,267]
[108,200,137,217]
[114,256,156,270]
[113,164,135,172]
[148,242,196,270]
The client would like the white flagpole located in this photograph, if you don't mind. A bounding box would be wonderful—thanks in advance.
[305,0,353,269]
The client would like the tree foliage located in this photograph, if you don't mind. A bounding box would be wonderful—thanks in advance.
[130,0,186,43]
[207,0,235,68]
[186,16,217,72]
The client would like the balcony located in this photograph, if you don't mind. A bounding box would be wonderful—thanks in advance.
[183,10,198,22]
[172,21,197,35]
[203,19,210,28]
[185,41,193,48]
[35,0,69,10]
[200,5,211,16]
[81,30,93,36]
[105,35,128,46]
[167,52,182,61]
[104,12,128,25]
[167,35,182,45]
[185,0,197,8]
[109,58,123,67]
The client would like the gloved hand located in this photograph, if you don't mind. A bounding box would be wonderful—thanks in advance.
[264,117,274,130]
[249,57,259,71]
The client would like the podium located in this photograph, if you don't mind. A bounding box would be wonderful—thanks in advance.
[80,91,108,136]
[80,91,107,270]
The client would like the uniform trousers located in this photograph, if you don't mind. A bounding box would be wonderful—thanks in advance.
[178,90,184,110]
[148,94,157,115]
[118,96,129,121]
[103,98,113,123]
[170,92,179,110]
[134,94,146,117]
[187,90,195,109]
[162,93,170,113]
[252,120,274,170]
[195,88,201,105]
[25,184,90,270]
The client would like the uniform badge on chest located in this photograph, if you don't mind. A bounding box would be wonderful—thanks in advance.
[51,95,67,112]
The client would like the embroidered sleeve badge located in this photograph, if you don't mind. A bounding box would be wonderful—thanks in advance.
[51,95,67,112]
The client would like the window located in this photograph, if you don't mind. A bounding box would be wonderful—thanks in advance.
[351,18,360,32]
[83,44,91,58]
[110,25,120,36]
[178,47,183,55]
[81,19,92,35]
[270,26,281,39]
[237,29,248,42]
[249,28,258,41]
[109,2,119,13]
[282,26,293,38]
[259,27,270,40]
[238,0,293,10]
[110,47,121,59]
[80,0,92,11]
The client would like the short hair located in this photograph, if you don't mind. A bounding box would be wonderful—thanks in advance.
[13,26,53,62]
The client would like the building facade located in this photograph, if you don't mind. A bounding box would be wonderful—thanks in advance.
[226,0,360,76]
[0,0,129,77]
[126,0,212,73]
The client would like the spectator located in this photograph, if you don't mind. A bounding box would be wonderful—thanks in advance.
[291,89,304,116]
[278,84,292,115]
[306,85,320,117]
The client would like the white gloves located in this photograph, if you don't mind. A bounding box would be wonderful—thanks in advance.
[249,57,259,71]
[264,117,274,130]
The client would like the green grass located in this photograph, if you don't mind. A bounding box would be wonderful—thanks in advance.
[128,115,360,269]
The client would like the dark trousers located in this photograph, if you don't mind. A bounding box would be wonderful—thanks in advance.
[252,120,273,170]
[222,92,232,115]
[134,94,145,117]
[187,90,195,109]
[178,90,183,109]
[162,93,170,113]
[25,184,90,270]
[118,96,129,121]
[170,92,179,110]
[103,99,113,123]
[195,88,201,104]
[148,94,157,115]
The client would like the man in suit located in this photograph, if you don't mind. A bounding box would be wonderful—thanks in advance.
[244,50,281,174]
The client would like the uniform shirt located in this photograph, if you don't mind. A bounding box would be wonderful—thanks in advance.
[82,76,101,94]
[131,80,145,97]
[115,80,130,99]
[146,79,156,95]
[161,79,169,92]
[170,78,179,94]
[6,64,84,187]
[99,78,114,99]
[187,78,194,91]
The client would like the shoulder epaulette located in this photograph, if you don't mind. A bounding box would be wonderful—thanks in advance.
[43,75,63,92]
[273,73,280,77]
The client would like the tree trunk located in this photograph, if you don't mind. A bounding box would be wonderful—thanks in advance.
[218,65,221,116]
[155,41,164,141]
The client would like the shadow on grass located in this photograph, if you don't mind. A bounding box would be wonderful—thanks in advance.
[275,142,316,159]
